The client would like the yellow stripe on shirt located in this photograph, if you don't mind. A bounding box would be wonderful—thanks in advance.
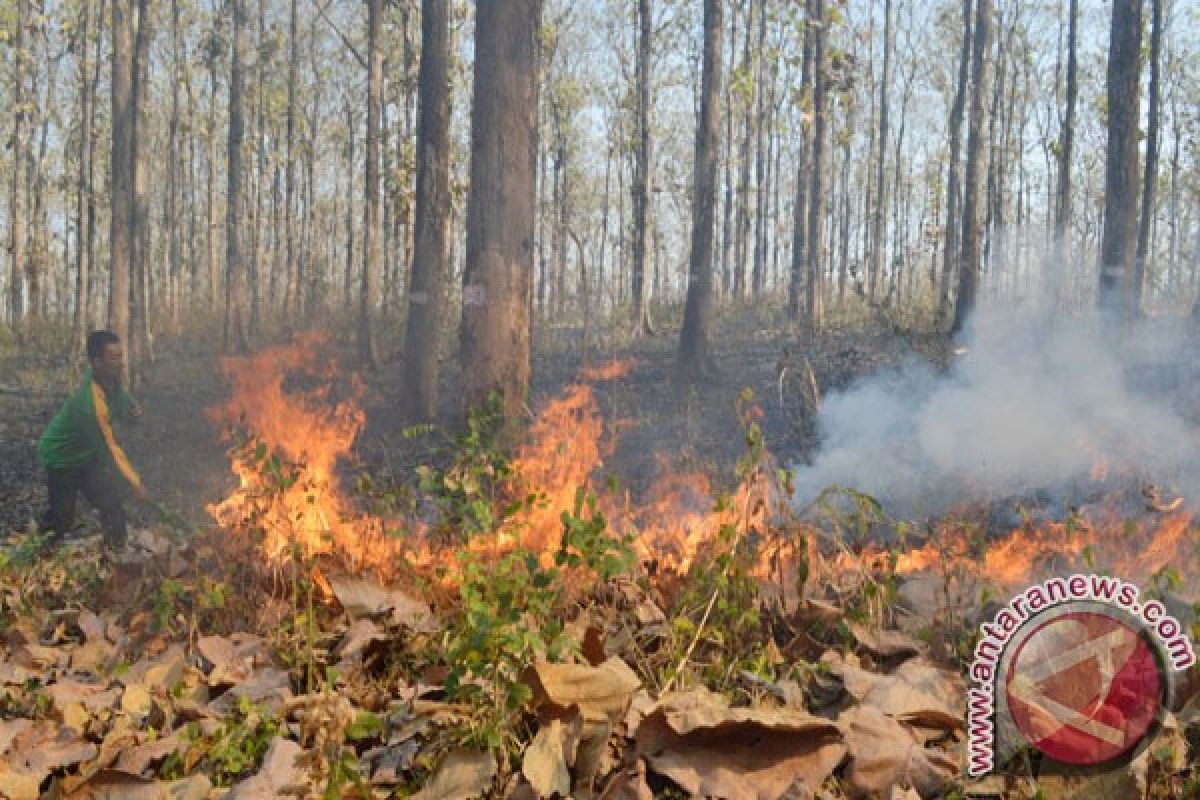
[91,381,143,489]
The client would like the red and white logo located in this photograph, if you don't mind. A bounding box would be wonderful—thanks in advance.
[1004,609,1163,766]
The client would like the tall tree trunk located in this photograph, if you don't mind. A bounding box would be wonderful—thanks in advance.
[168,0,182,328]
[360,0,382,367]
[631,0,654,334]
[868,0,892,302]
[74,0,94,346]
[283,0,299,320]
[805,0,827,332]
[677,0,722,379]
[404,0,452,420]
[941,0,970,315]
[460,0,540,421]
[733,0,754,301]
[343,107,356,309]
[8,0,28,325]
[129,0,153,381]
[787,0,814,319]
[207,44,220,313]
[1133,0,1162,315]
[224,0,248,351]
[110,0,134,376]
[1053,0,1078,306]
[951,0,992,334]
[1096,0,1144,319]
[750,0,768,296]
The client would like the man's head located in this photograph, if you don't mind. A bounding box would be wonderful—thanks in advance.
[86,330,124,385]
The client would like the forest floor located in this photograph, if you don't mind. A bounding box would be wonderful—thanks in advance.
[1,309,1198,800]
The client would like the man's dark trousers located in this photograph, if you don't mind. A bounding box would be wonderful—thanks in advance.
[42,461,128,548]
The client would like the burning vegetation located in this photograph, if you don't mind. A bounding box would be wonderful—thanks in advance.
[1,332,1198,800]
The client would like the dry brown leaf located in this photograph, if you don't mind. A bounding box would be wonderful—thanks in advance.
[62,770,211,800]
[522,718,579,798]
[222,737,305,800]
[45,681,119,716]
[865,658,964,730]
[839,705,955,799]
[197,635,249,685]
[208,667,292,715]
[113,732,183,776]
[529,657,641,723]
[847,622,921,660]
[0,718,33,756]
[411,748,497,800]
[327,573,437,632]
[335,618,388,662]
[0,770,41,800]
[597,761,654,800]
[635,688,846,800]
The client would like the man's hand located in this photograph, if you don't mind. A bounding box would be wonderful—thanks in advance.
[132,482,150,504]
[129,400,144,420]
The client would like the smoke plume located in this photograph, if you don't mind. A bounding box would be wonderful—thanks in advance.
[791,308,1200,515]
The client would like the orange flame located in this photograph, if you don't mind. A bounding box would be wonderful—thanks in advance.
[204,334,397,570]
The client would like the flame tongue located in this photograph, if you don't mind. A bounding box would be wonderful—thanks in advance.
[205,335,391,568]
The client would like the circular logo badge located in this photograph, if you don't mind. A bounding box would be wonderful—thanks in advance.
[1003,609,1165,767]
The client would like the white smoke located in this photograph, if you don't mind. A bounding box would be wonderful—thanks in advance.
[791,307,1200,515]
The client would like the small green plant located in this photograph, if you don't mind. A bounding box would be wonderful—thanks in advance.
[557,488,636,581]
[441,548,572,754]
[153,578,187,633]
[416,392,515,539]
[204,696,282,787]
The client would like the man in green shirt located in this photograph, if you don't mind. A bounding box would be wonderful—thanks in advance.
[37,331,150,549]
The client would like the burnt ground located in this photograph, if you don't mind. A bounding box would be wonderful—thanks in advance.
[0,311,956,542]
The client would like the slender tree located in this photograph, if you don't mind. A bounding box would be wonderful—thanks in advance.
[110,0,134,376]
[940,0,972,313]
[678,0,723,380]
[1052,0,1078,305]
[805,0,827,332]
[1133,0,1162,315]
[952,0,992,334]
[787,0,815,320]
[869,0,893,301]
[404,0,452,420]
[1096,0,1144,319]
[460,0,541,421]
[631,0,654,334]
[74,0,95,345]
[225,0,248,351]
[360,0,382,367]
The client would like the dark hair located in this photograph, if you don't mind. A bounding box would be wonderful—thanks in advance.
[86,330,120,361]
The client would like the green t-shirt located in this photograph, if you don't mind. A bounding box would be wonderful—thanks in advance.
[37,367,143,489]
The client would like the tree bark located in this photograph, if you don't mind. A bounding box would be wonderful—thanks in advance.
[224,0,248,351]
[283,0,299,319]
[1133,0,1162,315]
[1096,0,1143,319]
[805,0,827,333]
[360,0,382,367]
[130,0,153,380]
[8,0,28,325]
[631,0,654,334]
[787,0,814,320]
[952,0,992,334]
[110,0,134,376]
[941,0,971,315]
[869,0,892,302]
[677,0,722,380]
[1053,0,1078,306]
[404,0,452,420]
[74,0,94,346]
[460,0,541,422]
